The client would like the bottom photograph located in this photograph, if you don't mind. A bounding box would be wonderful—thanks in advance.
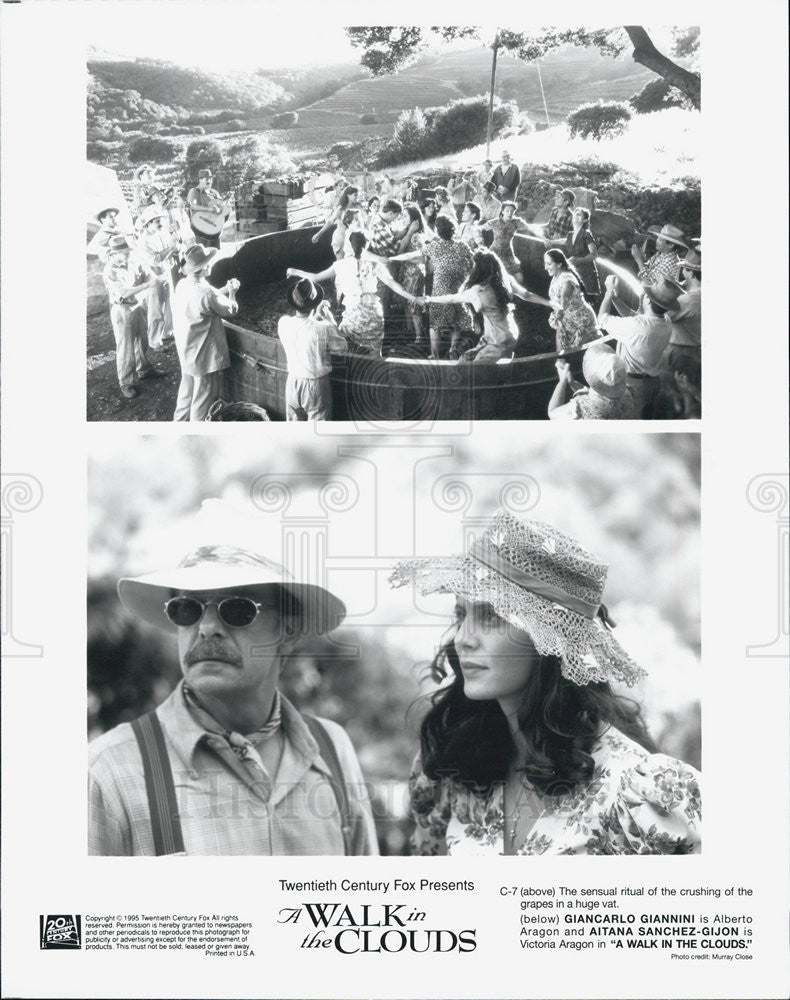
[88,431,701,857]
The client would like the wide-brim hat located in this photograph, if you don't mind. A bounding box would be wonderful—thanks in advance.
[198,168,213,179]
[118,544,346,636]
[647,224,688,248]
[645,276,684,311]
[96,206,119,222]
[181,243,218,274]
[287,277,324,312]
[681,248,701,271]
[140,204,167,226]
[133,164,153,181]
[390,510,644,687]
[582,340,627,400]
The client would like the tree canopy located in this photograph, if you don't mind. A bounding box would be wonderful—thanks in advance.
[345,26,700,110]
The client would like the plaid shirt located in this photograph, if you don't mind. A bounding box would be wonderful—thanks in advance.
[546,206,573,241]
[638,250,682,286]
[367,215,401,257]
[88,682,378,856]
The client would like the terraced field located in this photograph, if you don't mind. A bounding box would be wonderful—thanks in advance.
[303,74,463,118]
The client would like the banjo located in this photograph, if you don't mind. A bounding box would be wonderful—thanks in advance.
[189,191,233,238]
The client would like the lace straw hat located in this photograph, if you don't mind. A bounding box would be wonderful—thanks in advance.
[390,510,644,687]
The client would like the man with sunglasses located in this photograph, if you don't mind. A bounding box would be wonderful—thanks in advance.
[88,545,378,856]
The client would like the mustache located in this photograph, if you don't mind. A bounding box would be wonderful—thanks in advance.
[184,638,243,667]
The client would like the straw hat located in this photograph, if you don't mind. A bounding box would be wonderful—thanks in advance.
[133,164,153,181]
[582,341,627,401]
[390,510,644,687]
[96,206,119,222]
[119,544,346,636]
[647,224,688,248]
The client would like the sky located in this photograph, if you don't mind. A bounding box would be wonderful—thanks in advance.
[82,5,680,75]
[85,1,365,72]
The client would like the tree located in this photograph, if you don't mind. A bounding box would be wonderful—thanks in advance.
[184,138,224,184]
[567,100,633,140]
[346,25,701,111]
[128,136,179,165]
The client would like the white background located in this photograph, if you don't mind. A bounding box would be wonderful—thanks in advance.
[1,2,788,998]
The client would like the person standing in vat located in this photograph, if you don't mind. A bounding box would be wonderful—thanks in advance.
[172,244,240,421]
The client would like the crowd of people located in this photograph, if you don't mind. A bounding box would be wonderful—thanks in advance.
[88,152,701,421]
[89,163,235,413]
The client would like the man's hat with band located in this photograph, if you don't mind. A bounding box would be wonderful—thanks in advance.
[286,277,324,312]
[119,544,346,636]
[181,243,218,274]
[645,276,684,311]
[390,510,644,687]
[647,224,688,248]
[107,234,133,254]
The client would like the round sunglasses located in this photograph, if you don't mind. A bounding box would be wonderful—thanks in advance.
[163,595,264,629]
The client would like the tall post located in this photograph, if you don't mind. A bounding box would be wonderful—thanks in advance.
[485,34,500,161]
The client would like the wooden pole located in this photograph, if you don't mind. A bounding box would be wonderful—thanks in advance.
[486,35,500,161]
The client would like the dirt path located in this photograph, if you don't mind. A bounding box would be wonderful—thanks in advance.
[87,311,180,421]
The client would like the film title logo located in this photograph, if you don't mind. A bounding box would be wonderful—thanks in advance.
[40,915,82,949]
[277,901,477,955]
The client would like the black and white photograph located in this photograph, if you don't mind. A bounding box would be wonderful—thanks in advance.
[85,21,702,422]
[87,433,701,857]
[1,0,789,998]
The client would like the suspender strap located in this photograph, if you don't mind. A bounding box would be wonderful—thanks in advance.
[303,715,352,856]
[131,711,185,856]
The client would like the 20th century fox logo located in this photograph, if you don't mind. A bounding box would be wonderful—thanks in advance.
[40,915,82,949]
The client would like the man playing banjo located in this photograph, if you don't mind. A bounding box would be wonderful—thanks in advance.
[186,168,230,248]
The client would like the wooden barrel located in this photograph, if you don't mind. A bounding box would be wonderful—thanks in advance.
[218,225,636,421]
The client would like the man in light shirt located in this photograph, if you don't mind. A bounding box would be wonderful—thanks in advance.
[88,541,377,856]
[277,278,346,421]
[598,274,682,418]
[171,243,239,421]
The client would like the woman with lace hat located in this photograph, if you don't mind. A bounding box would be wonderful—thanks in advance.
[390,511,701,856]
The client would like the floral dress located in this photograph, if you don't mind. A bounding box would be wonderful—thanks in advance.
[483,217,528,275]
[333,256,384,355]
[409,728,701,856]
[548,270,599,352]
[424,238,474,332]
[566,388,635,420]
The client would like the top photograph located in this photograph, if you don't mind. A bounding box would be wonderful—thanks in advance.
[86,24,701,423]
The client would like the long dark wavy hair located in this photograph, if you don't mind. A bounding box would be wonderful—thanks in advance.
[544,247,591,303]
[419,624,655,797]
[462,249,512,313]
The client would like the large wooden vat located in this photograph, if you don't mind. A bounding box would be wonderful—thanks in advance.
[212,225,641,421]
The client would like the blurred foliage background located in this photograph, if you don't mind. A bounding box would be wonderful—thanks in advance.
[89,433,700,854]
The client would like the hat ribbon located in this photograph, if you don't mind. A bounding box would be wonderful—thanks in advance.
[470,539,600,619]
